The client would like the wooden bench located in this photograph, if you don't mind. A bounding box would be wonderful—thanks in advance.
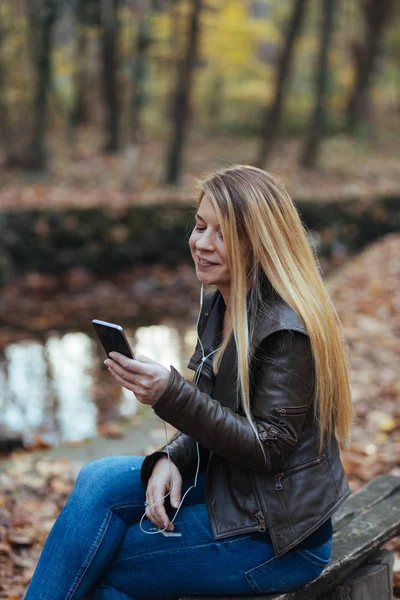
[181,474,400,600]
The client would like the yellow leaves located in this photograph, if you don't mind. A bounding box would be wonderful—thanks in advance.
[150,11,174,44]
[201,0,275,73]
[223,79,273,103]
[368,410,398,434]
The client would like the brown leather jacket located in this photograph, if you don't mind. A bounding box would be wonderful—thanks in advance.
[140,284,351,558]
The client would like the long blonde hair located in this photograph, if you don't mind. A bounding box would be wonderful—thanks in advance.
[195,165,353,453]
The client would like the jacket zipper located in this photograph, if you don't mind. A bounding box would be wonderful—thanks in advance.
[259,426,296,448]
[272,406,309,425]
[274,456,324,491]
[272,405,308,416]
[255,511,266,532]
[248,471,267,532]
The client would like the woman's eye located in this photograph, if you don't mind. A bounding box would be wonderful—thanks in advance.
[194,226,205,231]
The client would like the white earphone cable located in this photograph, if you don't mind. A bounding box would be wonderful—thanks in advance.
[139,284,217,534]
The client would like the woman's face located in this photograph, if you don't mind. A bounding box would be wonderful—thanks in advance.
[189,195,231,294]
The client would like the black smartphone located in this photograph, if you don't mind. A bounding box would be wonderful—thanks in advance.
[92,319,135,359]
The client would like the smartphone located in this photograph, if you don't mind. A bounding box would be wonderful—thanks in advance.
[92,319,135,359]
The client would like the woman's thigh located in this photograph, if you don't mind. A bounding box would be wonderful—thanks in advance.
[93,502,331,600]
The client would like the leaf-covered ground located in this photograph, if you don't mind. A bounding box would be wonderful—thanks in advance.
[0,234,399,598]
[0,126,399,210]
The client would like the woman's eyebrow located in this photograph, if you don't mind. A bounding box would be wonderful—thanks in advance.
[195,213,205,221]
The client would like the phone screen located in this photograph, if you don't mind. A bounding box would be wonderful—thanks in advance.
[92,320,134,359]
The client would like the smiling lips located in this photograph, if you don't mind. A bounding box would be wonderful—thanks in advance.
[197,257,219,267]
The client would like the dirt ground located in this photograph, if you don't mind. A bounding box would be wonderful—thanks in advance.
[0,121,399,211]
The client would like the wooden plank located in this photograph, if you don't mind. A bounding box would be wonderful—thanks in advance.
[332,475,400,533]
[317,549,394,600]
[182,482,400,600]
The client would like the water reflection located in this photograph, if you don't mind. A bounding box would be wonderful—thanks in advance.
[0,322,197,446]
[47,333,96,442]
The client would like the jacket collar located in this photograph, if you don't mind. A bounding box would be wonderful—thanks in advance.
[187,278,307,378]
[187,289,225,378]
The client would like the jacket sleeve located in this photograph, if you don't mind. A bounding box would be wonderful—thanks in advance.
[149,330,315,472]
[140,291,217,487]
[140,431,209,488]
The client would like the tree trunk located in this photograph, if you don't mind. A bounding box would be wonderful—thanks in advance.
[254,0,308,168]
[100,0,120,153]
[28,0,59,171]
[124,0,152,190]
[0,21,12,162]
[300,0,336,169]
[346,0,393,134]
[72,24,91,128]
[165,0,202,185]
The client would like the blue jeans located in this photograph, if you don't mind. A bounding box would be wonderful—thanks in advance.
[24,456,332,600]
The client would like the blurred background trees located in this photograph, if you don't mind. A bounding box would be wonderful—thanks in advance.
[0,0,397,180]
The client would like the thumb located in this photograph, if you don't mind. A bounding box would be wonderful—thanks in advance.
[170,486,181,509]
[135,354,154,364]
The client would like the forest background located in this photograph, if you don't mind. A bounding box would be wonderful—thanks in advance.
[0,0,399,597]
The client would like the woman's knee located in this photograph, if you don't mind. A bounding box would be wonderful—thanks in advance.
[74,456,145,504]
[76,456,114,486]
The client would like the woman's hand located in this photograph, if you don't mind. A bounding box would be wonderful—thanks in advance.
[104,352,171,406]
[145,457,182,531]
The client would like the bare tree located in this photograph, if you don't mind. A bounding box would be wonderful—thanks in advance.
[26,0,62,170]
[72,24,91,127]
[124,0,152,190]
[165,0,202,185]
[300,0,336,168]
[254,0,309,168]
[346,0,394,133]
[100,0,121,152]
[0,14,13,163]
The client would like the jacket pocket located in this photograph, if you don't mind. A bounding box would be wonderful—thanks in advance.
[272,405,309,425]
[294,540,332,568]
[272,405,308,415]
[274,456,325,491]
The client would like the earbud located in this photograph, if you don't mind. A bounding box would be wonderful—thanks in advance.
[140,284,217,535]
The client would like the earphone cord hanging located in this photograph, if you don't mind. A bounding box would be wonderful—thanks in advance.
[139,284,218,534]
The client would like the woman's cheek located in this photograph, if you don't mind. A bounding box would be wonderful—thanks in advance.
[189,232,198,257]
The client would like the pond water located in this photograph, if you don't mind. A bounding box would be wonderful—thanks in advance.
[0,318,199,448]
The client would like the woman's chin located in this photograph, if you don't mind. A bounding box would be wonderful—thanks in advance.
[196,271,215,286]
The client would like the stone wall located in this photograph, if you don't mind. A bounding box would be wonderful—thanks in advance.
[0,195,398,285]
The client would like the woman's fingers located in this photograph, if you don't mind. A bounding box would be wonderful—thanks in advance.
[146,488,173,531]
[106,361,137,387]
[106,353,171,407]
[107,366,136,393]
[145,499,165,530]
[154,500,173,531]
[145,458,182,531]
[109,352,150,375]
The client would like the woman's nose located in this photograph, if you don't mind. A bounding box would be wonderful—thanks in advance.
[196,231,214,250]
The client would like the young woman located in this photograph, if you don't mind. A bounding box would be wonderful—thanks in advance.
[24,165,353,600]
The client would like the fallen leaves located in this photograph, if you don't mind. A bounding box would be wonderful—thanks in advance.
[0,132,399,210]
[0,455,75,598]
[328,234,400,489]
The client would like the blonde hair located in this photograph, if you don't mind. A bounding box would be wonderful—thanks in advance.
[195,165,353,453]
